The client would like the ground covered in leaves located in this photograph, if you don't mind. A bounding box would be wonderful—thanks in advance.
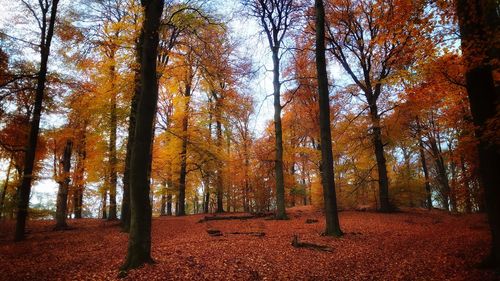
[0,206,496,280]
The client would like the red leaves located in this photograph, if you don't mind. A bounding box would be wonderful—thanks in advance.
[0,207,495,280]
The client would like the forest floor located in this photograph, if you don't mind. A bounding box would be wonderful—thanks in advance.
[0,206,496,281]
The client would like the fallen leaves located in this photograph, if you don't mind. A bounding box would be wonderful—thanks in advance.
[0,206,495,280]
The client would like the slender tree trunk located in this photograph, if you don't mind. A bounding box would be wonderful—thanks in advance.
[416,118,432,209]
[178,86,191,216]
[73,126,86,219]
[55,140,72,229]
[215,119,224,213]
[272,48,287,220]
[0,156,13,218]
[461,156,472,213]
[101,190,108,219]
[160,181,166,216]
[456,0,500,269]
[429,137,451,211]
[121,38,142,233]
[315,0,342,237]
[166,193,172,216]
[120,0,164,271]
[15,0,59,241]
[368,103,391,212]
[202,172,210,214]
[108,54,118,220]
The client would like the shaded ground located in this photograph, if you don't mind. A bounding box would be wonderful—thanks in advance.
[0,206,496,280]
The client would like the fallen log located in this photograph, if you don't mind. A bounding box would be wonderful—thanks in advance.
[198,213,273,223]
[305,219,319,224]
[291,235,332,252]
[207,229,223,236]
[229,231,265,237]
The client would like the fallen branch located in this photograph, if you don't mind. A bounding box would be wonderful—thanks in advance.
[198,213,273,223]
[291,235,332,252]
[229,231,265,237]
[206,229,223,236]
[305,219,319,224]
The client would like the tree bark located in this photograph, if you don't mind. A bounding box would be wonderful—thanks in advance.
[272,48,287,219]
[108,53,118,221]
[215,119,224,213]
[368,103,391,212]
[416,118,432,209]
[177,84,191,216]
[73,125,86,219]
[456,0,500,269]
[121,0,164,271]
[315,0,342,237]
[0,156,13,218]
[15,0,59,241]
[55,140,72,229]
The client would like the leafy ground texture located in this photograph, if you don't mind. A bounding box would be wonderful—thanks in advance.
[0,206,496,281]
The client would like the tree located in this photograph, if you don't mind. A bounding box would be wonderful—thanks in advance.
[15,0,60,241]
[247,0,299,219]
[315,0,342,236]
[54,139,72,229]
[120,0,164,272]
[324,0,432,212]
[455,0,500,269]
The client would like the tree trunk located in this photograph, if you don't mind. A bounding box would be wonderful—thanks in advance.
[73,126,86,219]
[0,156,13,218]
[120,0,164,271]
[368,103,390,212]
[15,0,59,241]
[416,118,432,209]
[108,54,118,221]
[429,137,451,211]
[177,85,191,217]
[160,181,166,216]
[101,190,108,219]
[460,156,472,213]
[315,0,342,237]
[272,48,287,220]
[215,119,224,213]
[55,140,72,229]
[121,34,142,233]
[456,0,500,269]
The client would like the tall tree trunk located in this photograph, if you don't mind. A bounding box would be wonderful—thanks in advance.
[368,103,390,212]
[456,0,500,269]
[177,85,191,216]
[121,37,142,233]
[15,0,59,241]
[101,190,108,219]
[108,54,118,220]
[416,118,432,209]
[315,0,342,237]
[429,137,451,211]
[460,156,472,213]
[215,119,224,213]
[55,140,72,229]
[272,48,287,220]
[160,181,166,216]
[73,125,86,219]
[120,0,164,271]
[0,156,13,218]
[202,172,210,214]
